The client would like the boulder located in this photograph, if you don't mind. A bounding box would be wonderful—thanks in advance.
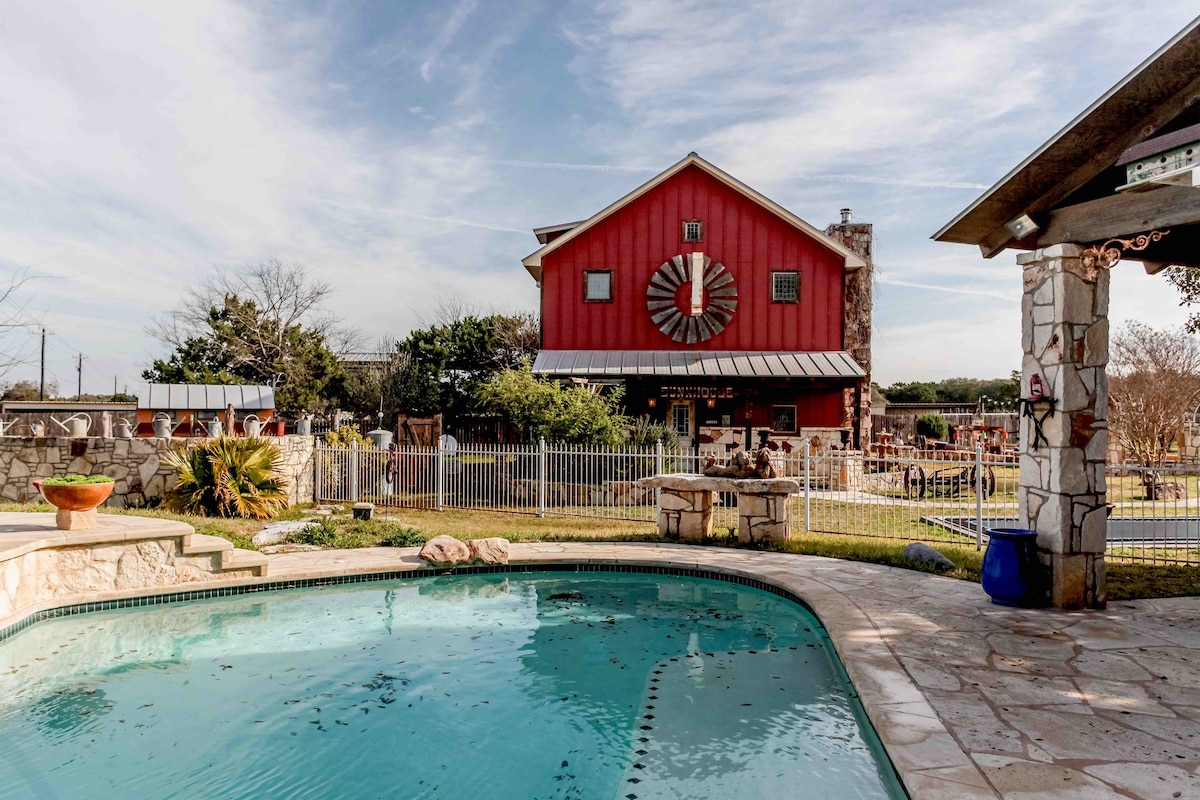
[902,542,955,572]
[419,535,473,567]
[468,537,510,565]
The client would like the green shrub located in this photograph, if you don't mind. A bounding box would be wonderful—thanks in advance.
[42,475,115,485]
[289,518,425,549]
[163,436,289,519]
[915,413,949,441]
[323,424,375,449]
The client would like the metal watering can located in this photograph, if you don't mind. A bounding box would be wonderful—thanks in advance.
[243,414,262,437]
[113,418,136,438]
[152,412,174,438]
[295,415,313,436]
[52,413,91,437]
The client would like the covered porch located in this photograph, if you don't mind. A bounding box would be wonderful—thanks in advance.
[935,17,1200,608]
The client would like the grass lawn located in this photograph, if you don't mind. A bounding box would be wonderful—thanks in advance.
[1,501,1195,601]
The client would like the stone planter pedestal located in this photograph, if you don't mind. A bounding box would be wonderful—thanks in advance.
[637,474,800,543]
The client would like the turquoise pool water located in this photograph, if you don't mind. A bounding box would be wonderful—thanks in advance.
[0,573,906,799]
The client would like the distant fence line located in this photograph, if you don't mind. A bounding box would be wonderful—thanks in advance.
[315,441,1200,568]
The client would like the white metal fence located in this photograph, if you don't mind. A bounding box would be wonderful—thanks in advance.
[314,442,1200,565]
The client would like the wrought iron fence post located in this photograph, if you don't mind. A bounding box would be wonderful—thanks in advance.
[975,441,984,551]
[538,437,547,518]
[804,441,811,532]
[349,440,360,503]
[436,436,445,511]
[654,439,664,518]
[314,443,322,502]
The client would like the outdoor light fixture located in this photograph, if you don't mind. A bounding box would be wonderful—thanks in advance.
[647,398,657,408]
[707,398,716,408]
[1005,214,1039,240]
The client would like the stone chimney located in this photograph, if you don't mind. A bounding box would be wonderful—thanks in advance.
[825,209,873,449]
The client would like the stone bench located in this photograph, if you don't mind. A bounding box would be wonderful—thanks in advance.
[635,474,801,544]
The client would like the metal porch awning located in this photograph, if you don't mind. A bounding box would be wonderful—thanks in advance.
[531,350,866,380]
[136,383,276,411]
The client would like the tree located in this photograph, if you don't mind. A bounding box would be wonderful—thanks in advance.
[481,365,629,446]
[1165,267,1200,333]
[353,313,540,423]
[1,380,58,401]
[1109,322,1200,468]
[882,381,938,403]
[145,260,348,414]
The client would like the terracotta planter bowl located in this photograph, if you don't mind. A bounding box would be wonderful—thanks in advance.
[36,481,114,511]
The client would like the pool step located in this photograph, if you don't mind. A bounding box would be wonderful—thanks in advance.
[181,533,269,578]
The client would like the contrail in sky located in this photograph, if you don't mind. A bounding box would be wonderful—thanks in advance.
[878,277,1017,302]
[323,202,528,234]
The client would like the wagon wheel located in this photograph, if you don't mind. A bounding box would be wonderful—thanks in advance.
[969,465,997,498]
[903,465,927,499]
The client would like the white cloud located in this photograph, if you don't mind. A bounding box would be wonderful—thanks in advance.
[0,0,536,392]
[419,0,479,82]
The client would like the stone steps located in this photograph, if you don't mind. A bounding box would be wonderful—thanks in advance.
[181,533,268,578]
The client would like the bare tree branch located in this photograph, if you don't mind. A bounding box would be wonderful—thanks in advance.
[0,268,40,381]
[1109,322,1200,468]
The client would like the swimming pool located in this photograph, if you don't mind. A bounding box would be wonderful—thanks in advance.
[0,572,906,799]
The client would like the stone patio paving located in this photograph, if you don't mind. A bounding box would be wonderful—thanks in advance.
[266,542,1200,799]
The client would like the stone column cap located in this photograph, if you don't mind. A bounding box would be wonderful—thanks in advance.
[636,473,800,494]
[1016,243,1085,264]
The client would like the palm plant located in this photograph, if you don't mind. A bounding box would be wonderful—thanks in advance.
[164,436,290,519]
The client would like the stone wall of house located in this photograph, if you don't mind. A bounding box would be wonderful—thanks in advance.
[0,435,316,507]
[825,213,874,448]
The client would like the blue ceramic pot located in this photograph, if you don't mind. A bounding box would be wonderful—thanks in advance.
[981,528,1043,607]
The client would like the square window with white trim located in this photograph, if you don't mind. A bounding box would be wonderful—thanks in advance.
[772,405,797,433]
[584,270,613,302]
[682,219,703,242]
[771,271,799,303]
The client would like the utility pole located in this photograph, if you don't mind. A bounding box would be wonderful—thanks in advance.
[39,328,46,401]
[77,354,83,400]
[113,375,117,396]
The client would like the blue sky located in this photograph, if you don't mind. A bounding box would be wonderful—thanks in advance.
[0,0,1197,393]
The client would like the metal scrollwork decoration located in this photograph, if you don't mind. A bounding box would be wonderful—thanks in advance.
[1080,229,1169,279]
[645,254,738,343]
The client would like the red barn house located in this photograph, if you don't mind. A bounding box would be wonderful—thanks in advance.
[522,153,874,452]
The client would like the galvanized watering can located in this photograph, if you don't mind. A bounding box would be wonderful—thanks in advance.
[295,415,313,436]
[207,419,223,438]
[152,412,173,438]
[113,418,136,438]
[52,413,91,437]
[243,414,261,437]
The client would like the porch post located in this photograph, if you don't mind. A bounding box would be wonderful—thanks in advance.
[1018,244,1108,609]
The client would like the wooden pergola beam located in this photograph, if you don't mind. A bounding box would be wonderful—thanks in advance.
[1037,185,1200,247]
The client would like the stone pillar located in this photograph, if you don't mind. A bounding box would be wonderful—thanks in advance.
[658,488,714,541]
[737,491,792,543]
[1018,244,1108,609]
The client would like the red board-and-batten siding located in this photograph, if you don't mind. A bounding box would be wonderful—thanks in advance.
[539,164,846,352]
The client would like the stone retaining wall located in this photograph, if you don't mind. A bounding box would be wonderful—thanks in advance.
[0,435,315,508]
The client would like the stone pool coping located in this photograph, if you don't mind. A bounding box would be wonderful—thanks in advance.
[4,540,1199,799]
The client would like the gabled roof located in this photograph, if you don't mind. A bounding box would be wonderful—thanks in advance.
[522,153,867,281]
[934,15,1200,255]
